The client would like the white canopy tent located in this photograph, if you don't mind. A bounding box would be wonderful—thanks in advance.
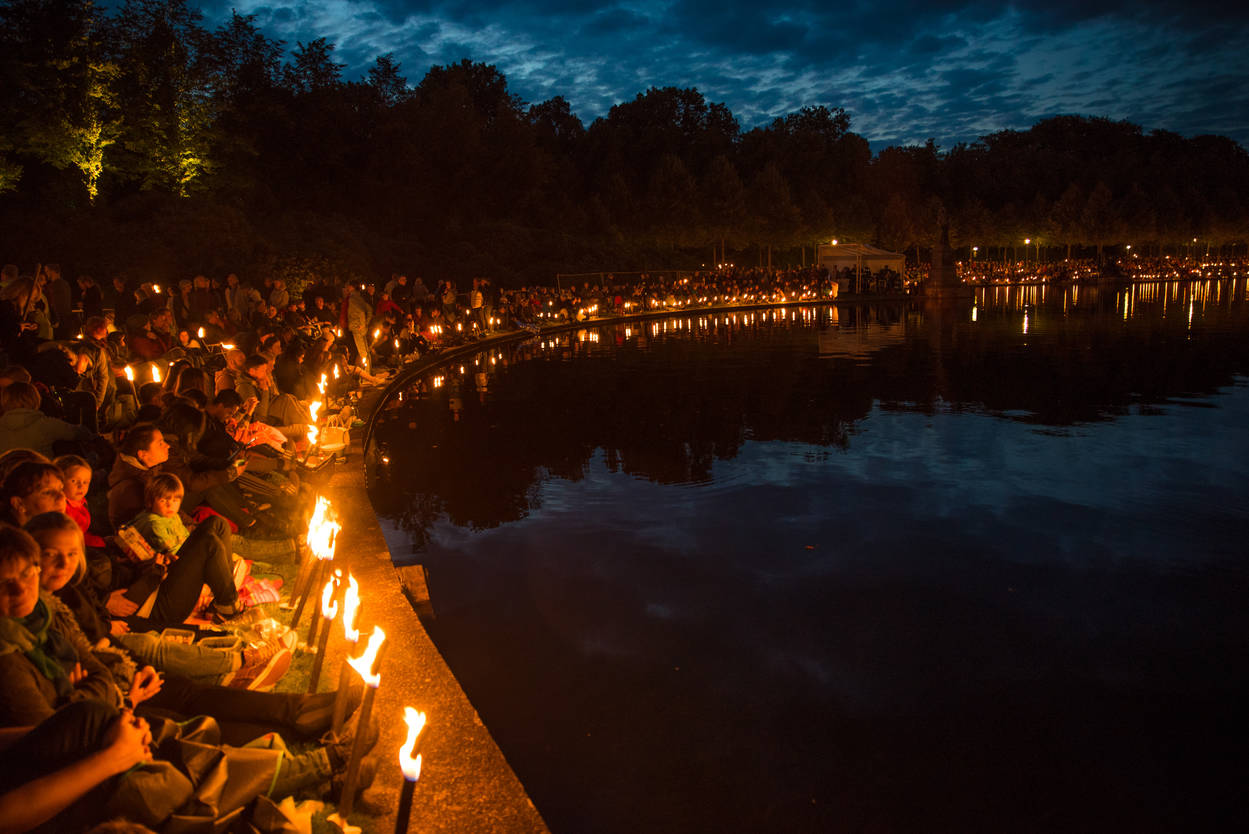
[817,242,906,286]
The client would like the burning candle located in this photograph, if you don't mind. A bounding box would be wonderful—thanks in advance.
[151,365,161,383]
[124,365,134,382]
[337,626,387,819]
[394,707,427,834]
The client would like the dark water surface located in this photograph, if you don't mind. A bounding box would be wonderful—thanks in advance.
[367,281,1249,833]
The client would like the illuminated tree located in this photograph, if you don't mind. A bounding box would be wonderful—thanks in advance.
[108,0,218,194]
[0,0,118,200]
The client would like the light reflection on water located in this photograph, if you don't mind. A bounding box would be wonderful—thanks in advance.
[369,280,1249,833]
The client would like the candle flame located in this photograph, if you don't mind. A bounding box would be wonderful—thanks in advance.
[197,327,204,338]
[153,284,161,293]
[347,626,385,687]
[342,573,361,642]
[222,343,235,351]
[399,707,427,780]
[151,365,161,383]
[124,365,134,381]
[321,570,341,618]
[333,364,340,379]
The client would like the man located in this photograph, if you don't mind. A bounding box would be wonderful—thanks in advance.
[128,309,175,361]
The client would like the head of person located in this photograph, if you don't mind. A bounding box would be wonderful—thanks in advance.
[150,308,173,333]
[0,381,40,414]
[25,511,85,593]
[174,367,210,398]
[120,423,169,469]
[2,461,66,526]
[83,315,109,341]
[157,402,207,449]
[136,382,163,407]
[207,388,242,422]
[243,354,270,381]
[53,454,92,505]
[145,473,183,519]
[0,523,42,619]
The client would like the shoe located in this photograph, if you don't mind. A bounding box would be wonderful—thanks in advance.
[330,755,378,801]
[230,645,292,690]
[212,599,247,623]
[324,708,380,766]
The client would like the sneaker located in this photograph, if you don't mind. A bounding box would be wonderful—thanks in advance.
[230,645,292,690]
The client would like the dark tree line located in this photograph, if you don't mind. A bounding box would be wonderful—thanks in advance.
[3,0,1247,284]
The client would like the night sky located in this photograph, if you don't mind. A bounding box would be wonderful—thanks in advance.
[199,0,1249,150]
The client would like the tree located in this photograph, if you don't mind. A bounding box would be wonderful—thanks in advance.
[284,37,343,94]
[0,0,118,201]
[108,0,218,194]
[367,53,409,106]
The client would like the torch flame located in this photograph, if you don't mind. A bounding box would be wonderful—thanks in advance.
[347,626,385,687]
[399,707,427,780]
[342,573,361,642]
[321,570,341,618]
[305,496,340,561]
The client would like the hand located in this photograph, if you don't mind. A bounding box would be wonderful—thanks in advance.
[243,396,258,412]
[68,663,87,687]
[110,619,130,636]
[106,589,139,617]
[102,710,151,773]
[129,666,162,705]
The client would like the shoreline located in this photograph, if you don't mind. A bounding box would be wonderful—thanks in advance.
[319,393,549,834]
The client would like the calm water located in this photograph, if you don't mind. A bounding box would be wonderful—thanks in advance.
[367,281,1249,833]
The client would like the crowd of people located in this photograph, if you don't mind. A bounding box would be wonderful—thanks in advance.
[0,264,386,832]
[2,249,1243,829]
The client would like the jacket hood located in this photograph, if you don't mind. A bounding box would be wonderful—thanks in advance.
[0,408,47,431]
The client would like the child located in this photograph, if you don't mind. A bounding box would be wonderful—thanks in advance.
[129,472,191,559]
[27,511,291,690]
[125,472,245,624]
[53,454,107,548]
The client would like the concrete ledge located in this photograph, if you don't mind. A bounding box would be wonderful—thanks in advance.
[320,437,548,833]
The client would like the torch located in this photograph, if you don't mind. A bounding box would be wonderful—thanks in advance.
[330,573,362,736]
[289,495,338,633]
[336,625,387,819]
[306,569,341,693]
[394,708,427,834]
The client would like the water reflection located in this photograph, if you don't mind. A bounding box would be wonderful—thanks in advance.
[367,280,1249,833]
[369,280,1249,547]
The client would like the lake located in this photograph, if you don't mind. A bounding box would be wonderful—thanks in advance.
[367,280,1249,833]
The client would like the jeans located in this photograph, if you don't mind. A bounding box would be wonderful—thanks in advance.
[117,631,238,685]
[150,515,238,628]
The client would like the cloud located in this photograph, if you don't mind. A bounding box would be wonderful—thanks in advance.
[205,0,1249,150]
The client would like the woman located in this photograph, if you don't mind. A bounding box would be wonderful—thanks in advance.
[104,426,245,626]
[1,460,68,526]
[0,523,364,829]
